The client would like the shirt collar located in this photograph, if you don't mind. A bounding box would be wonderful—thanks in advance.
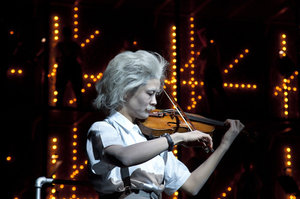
[108,111,141,134]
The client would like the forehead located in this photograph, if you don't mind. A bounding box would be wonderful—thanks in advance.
[135,79,161,94]
[145,79,160,89]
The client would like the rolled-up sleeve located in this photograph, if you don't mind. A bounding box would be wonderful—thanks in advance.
[86,122,123,174]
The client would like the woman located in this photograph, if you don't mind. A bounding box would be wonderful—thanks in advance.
[86,50,244,199]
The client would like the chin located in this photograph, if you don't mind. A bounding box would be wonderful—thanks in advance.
[137,112,149,120]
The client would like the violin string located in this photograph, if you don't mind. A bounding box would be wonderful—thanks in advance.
[163,90,193,131]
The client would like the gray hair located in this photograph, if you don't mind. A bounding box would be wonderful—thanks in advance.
[93,50,168,113]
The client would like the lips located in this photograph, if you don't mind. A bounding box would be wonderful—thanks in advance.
[146,105,156,112]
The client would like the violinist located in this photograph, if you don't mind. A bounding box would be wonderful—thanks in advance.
[86,50,244,199]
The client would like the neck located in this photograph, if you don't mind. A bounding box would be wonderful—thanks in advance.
[119,108,135,123]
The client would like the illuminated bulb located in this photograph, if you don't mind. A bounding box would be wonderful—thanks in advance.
[6,156,12,162]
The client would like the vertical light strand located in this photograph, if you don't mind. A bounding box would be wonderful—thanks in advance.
[281,33,289,118]
[48,137,59,199]
[274,33,299,118]
[165,25,178,102]
[186,16,197,111]
[73,0,79,39]
[180,16,203,111]
[283,146,296,199]
[48,15,60,106]
[69,126,78,198]
[70,127,78,179]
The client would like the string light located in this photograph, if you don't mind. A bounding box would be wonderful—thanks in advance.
[283,146,296,199]
[73,1,79,39]
[273,33,299,118]
[80,30,100,48]
[183,16,199,111]
[223,82,257,90]
[216,186,232,199]
[174,16,203,111]
[224,48,249,74]
[164,25,178,102]
[49,3,101,106]
[7,67,23,77]
[48,15,61,106]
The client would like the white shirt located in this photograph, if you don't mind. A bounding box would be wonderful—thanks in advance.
[86,111,191,196]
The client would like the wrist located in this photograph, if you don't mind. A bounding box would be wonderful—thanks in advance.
[161,133,174,151]
[170,133,183,145]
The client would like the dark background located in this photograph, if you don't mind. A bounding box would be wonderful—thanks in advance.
[1,0,300,198]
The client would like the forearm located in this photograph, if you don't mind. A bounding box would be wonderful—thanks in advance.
[181,143,229,195]
[181,119,244,196]
[104,133,182,167]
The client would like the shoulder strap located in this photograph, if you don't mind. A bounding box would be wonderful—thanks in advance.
[121,167,131,193]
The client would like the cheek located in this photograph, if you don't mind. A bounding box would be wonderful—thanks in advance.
[136,95,149,108]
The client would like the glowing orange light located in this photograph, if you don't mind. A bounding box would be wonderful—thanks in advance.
[6,156,12,162]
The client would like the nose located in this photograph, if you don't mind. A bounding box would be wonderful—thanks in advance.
[150,95,157,106]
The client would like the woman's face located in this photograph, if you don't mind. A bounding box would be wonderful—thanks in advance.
[120,79,161,122]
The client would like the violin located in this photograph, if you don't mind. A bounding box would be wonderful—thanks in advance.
[140,109,224,137]
[138,90,226,153]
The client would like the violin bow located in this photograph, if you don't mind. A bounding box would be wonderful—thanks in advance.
[163,90,212,153]
[163,90,194,131]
